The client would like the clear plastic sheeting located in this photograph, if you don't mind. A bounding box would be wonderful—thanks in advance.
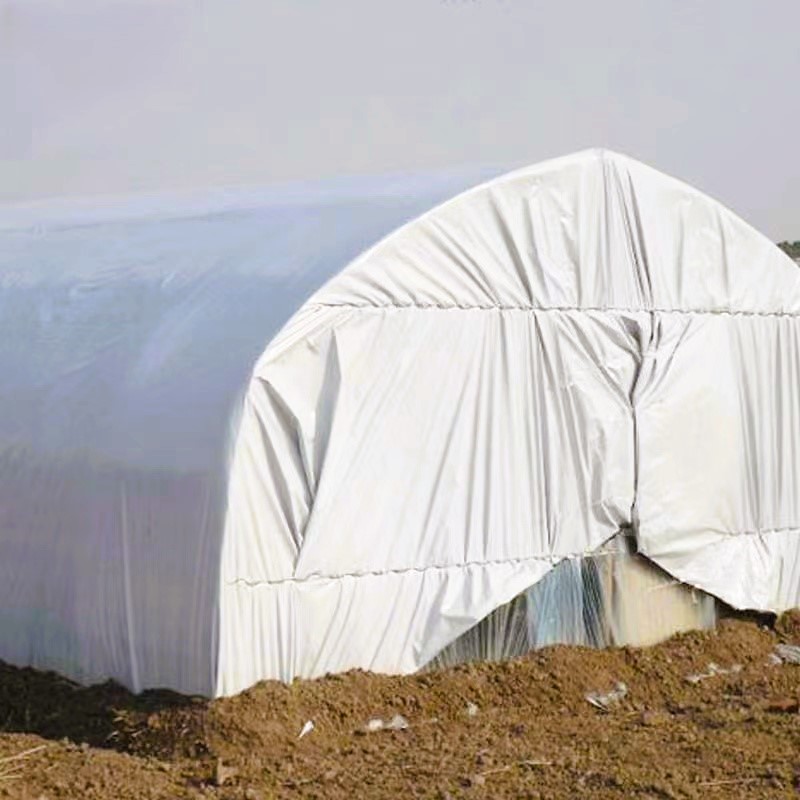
[429,532,718,670]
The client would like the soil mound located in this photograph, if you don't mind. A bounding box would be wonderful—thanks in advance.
[1,615,800,798]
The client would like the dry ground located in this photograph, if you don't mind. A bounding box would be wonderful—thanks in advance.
[1,612,800,799]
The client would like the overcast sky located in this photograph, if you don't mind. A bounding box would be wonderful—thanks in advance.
[1,0,798,239]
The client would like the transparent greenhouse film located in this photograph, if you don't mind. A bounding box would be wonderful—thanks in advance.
[428,532,718,670]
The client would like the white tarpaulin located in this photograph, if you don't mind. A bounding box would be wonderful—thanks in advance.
[1,149,798,697]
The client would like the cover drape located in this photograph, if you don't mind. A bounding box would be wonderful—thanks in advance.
[1,150,798,696]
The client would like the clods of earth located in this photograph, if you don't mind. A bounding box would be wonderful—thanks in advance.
[1,611,800,799]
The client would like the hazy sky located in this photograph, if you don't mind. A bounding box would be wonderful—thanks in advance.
[1,0,798,239]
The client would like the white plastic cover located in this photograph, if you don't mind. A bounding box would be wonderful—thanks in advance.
[1,150,799,697]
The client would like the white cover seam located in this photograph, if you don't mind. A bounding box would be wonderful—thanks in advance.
[228,525,800,589]
[313,302,800,320]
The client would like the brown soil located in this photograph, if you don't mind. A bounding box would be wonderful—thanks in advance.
[1,615,800,799]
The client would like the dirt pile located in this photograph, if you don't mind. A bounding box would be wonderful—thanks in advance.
[1,615,800,799]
